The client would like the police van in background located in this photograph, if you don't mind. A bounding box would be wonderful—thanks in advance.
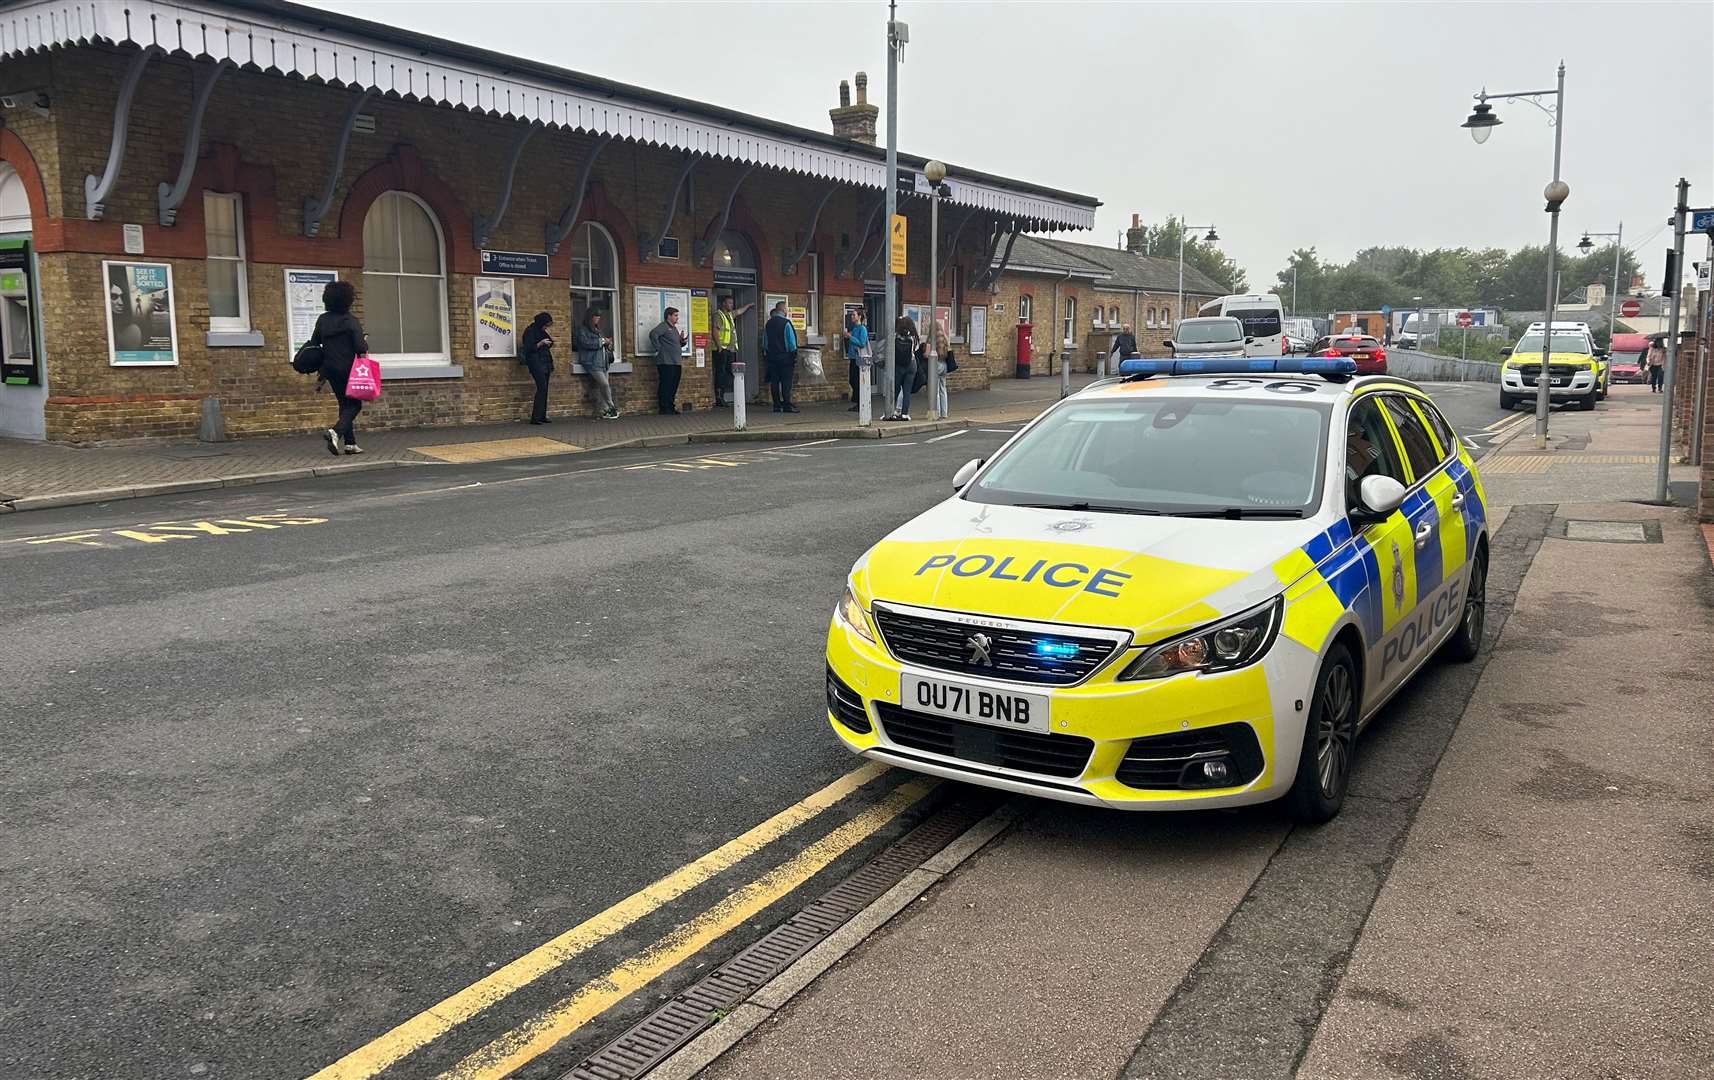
[1197,293,1287,356]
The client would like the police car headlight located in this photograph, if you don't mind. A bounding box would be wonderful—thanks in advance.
[837,586,877,644]
[1120,597,1282,680]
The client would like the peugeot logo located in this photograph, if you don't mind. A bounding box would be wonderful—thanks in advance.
[966,632,994,666]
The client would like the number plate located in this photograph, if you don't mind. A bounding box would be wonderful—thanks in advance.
[901,673,1050,733]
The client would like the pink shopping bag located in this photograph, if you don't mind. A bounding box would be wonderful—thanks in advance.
[346,354,382,401]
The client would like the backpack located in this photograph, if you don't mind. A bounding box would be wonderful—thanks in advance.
[291,341,324,374]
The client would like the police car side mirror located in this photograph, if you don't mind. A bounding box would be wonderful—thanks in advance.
[952,458,983,491]
[1352,475,1407,523]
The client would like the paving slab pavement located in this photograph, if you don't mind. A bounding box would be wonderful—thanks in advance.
[0,375,1083,512]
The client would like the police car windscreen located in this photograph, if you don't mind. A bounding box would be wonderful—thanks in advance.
[1514,333,1590,354]
[965,397,1330,516]
[1230,308,1283,337]
[1176,318,1243,344]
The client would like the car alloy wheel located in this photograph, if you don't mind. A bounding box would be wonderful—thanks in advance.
[1315,660,1356,797]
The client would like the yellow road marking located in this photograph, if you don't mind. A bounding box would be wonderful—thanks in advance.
[410,437,583,464]
[1481,412,1532,433]
[306,761,892,1080]
[437,777,937,1080]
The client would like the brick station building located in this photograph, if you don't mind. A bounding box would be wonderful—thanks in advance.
[0,0,1097,444]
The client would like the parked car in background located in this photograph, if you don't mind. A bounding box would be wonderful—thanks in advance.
[1285,334,1312,355]
[1167,317,1249,359]
[1607,332,1649,383]
[1311,333,1388,374]
[1283,317,1319,353]
[1197,293,1286,356]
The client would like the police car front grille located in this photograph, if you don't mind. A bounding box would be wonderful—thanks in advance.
[871,608,1118,686]
[1115,723,1265,790]
[826,667,871,734]
[1515,363,1581,378]
[875,704,1094,779]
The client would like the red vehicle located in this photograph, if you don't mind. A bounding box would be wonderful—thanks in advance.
[1607,332,1648,383]
[1311,333,1388,374]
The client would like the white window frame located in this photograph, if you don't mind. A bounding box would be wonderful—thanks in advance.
[362,190,453,374]
[204,191,250,333]
[1063,296,1076,345]
[1091,303,1103,328]
[569,221,626,369]
[1109,305,1121,328]
[804,251,821,337]
[1018,294,1032,324]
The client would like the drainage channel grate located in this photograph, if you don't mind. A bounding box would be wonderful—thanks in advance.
[562,792,997,1080]
[1553,519,1662,544]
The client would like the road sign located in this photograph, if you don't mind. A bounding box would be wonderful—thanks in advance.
[1456,311,1473,328]
[1620,298,1643,318]
[889,214,908,276]
[1692,210,1714,232]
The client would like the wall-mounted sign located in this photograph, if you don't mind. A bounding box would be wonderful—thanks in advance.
[480,249,550,277]
[969,305,988,355]
[122,223,144,255]
[284,268,338,360]
[788,306,808,334]
[633,286,693,357]
[689,288,711,355]
[889,214,908,276]
[103,260,178,366]
[474,276,517,358]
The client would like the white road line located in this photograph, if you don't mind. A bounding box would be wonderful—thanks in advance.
[925,430,968,443]
[978,428,1018,434]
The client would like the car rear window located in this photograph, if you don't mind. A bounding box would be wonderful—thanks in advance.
[1339,337,1379,350]
[1176,318,1244,344]
[1229,308,1283,337]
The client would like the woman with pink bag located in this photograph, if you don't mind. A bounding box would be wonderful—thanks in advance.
[307,280,371,455]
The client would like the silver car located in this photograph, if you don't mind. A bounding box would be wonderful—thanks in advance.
[1166,316,1249,359]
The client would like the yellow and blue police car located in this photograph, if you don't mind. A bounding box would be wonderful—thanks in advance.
[826,357,1488,823]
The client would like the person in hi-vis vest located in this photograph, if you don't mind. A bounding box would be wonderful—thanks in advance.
[712,294,755,407]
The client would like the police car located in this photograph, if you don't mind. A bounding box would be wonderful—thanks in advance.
[826,357,1488,823]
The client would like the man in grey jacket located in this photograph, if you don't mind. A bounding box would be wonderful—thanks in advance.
[650,307,688,414]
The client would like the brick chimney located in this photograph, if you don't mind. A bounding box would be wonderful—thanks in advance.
[1125,212,1148,254]
[830,71,879,146]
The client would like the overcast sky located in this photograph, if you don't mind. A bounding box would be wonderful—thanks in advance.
[311,0,1712,289]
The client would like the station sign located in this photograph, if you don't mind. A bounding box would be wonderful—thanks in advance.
[480,249,550,277]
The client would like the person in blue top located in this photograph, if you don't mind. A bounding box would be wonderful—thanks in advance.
[764,300,800,413]
[843,308,870,412]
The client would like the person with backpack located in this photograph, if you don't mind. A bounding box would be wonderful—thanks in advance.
[889,312,920,421]
[764,301,800,412]
[304,280,369,456]
[521,312,555,424]
[574,309,618,420]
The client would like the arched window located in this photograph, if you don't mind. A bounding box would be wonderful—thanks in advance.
[569,221,621,359]
[1091,304,1103,328]
[1062,297,1076,344]
[0,164,31,234]
[1109,305,1121,328]
[1018,294,1032,324]
[362,191,448,364]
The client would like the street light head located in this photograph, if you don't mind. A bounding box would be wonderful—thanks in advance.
[1204,227,1219,243]
[1462,101,1500,143]
[1544,179,1570,212]
[924,159,947,185]
[1578,234,1593,253]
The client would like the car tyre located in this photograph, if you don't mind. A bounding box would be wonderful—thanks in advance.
[1499,392,1517,410]
[1579,391,1597,411]
[1285,643,1358,824]
[1442,551,1486,663]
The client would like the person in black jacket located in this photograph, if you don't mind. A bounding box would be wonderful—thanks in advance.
[311,280,369,456]
[521,312,555,424]
[1112,323,1139,360]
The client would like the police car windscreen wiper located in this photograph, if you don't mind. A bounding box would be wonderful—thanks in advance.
[1017,501,1164,516]
[1167,507,1305,519]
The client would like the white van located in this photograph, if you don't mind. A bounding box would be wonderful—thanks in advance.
[1197,293,1286,356]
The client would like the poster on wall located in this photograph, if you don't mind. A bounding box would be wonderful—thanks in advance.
[103,261,178,366]
[689,288,711,366]
[474,276,517,358]
[284,268,338,360]
[788,306,808,335]
[969,305,987,354]
[632,285,693,357]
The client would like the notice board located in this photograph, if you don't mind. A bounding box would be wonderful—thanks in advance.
[632,285,693,357]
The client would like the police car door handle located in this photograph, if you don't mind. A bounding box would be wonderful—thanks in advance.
[1450,493,1467,511]
[1414,520,1435,549]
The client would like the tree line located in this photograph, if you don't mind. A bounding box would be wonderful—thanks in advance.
[1272,243,1642,317]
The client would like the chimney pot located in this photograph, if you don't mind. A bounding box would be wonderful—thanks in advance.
[839,80,850,107]
[1131,213,1139,227]
[855,71,868,105]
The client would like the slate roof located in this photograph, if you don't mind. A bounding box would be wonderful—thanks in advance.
[996,236,1230,295]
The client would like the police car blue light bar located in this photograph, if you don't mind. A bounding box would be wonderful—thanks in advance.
[1117,357,1359,377]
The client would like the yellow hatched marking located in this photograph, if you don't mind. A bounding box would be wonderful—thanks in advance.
[437,778,938,1080]
[306,761,890,1080]
[1477,456,1554,475]
[410,437,581,464]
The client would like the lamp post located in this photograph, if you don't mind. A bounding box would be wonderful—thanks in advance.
[1577,224,1624,346]
[1175,219,1218,327]
[1412,296,1424,350]
[925,158,948,418]
[883,1,905,419]
[1463,62,1568,450]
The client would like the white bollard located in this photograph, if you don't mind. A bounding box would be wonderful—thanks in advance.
[858,360,872,427]
[732,360,748,431]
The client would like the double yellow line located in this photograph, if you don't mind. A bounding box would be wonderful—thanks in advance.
[308,761,932,1080]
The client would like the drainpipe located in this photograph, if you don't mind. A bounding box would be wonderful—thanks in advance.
[1051,268,1073,397]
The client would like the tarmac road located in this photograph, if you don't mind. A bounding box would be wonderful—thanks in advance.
[0,382,1504,1080]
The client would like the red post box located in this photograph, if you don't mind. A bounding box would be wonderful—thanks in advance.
[1015,323,1033,378]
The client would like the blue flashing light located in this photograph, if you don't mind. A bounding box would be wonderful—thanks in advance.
[1116,357,1358,377]
[1034,640,1082,659]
